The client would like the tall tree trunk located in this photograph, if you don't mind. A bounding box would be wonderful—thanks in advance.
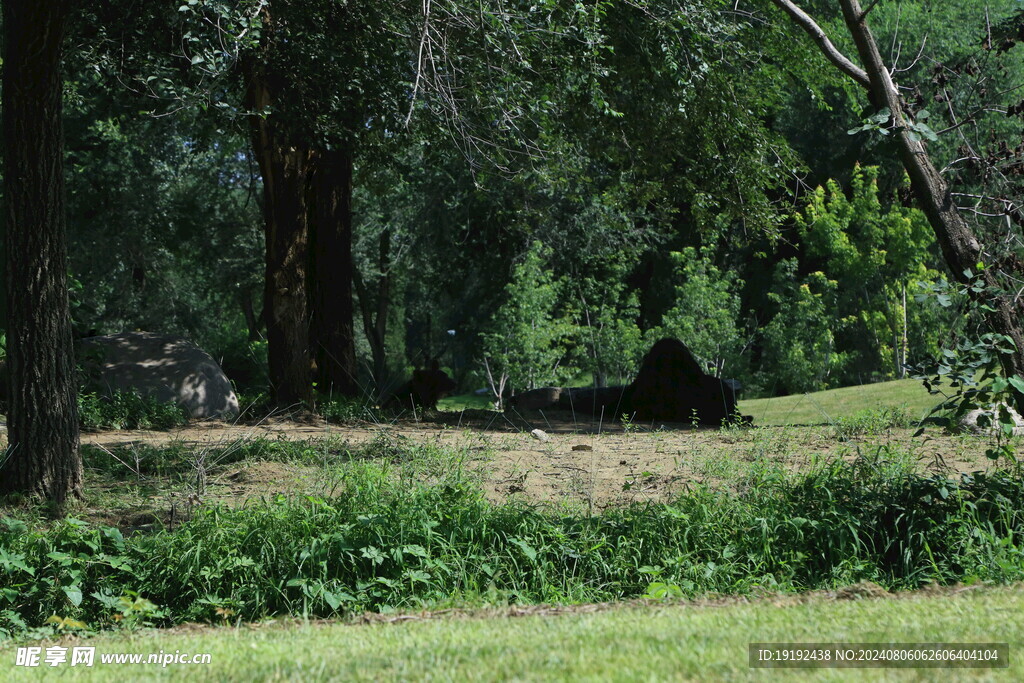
[308,147,359,397]
[774,0,1024,399]
[244,63,314,407]
[0,0,82,507]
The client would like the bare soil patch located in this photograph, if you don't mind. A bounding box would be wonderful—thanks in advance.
[68,408,1012,522]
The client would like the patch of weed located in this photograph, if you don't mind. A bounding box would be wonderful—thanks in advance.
[78,391,189,432]
[832,405,914,441]
[5,439,1024,638]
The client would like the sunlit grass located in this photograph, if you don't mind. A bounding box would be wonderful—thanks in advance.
[4,585,1021,681]
[740,378,937,426]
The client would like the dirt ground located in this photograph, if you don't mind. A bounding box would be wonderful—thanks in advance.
[67,407,1014,524]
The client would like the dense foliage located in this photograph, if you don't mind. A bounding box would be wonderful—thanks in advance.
[5,0,1024,401]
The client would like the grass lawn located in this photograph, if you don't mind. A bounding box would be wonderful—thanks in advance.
[740,378,939,427]
[4,585,1019,681]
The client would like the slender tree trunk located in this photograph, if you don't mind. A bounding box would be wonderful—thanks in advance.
[0,0,82,507]
[244,63,314,407]
[308,147,359,396]
[239,289,264,342]
[353,227,392,397]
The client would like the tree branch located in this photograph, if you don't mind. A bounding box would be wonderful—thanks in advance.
[769,0,871,90]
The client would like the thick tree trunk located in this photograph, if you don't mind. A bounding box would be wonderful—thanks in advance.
[244,65,315,407]
[837,0,1024,391]
[0,0,82,506]
[308,147,359,397]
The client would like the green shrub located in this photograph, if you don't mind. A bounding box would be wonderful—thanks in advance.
[78,391,189,432]
[319,395,380,424]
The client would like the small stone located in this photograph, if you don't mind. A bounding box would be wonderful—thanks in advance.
[530,429,549,442]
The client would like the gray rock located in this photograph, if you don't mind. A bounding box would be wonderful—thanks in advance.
[959,404,1024,436]
[77,332,239,419]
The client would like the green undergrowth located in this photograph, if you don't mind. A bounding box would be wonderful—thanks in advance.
[77,391,189,432]
[81,435,352,477]
[3,441,1024,640]
[830,405,916,440]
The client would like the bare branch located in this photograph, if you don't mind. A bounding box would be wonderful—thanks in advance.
[404,0,432,128]
[769,0,871,89]
[860,0,882,19]
[893,34,928,74]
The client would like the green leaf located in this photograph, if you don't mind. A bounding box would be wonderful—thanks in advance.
[322,590,341,610]
[915,122,939,142]
[63,585,84,607]
[509,538,538,562]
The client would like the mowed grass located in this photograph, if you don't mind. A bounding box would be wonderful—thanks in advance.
[4,585,1020,681]
[740,379,938,427]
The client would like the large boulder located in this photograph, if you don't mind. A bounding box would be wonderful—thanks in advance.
[77,332,239,419]
[623,337,744,425]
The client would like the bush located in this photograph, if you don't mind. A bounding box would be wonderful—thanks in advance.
[319,396,380,423]
[78,391,189,432]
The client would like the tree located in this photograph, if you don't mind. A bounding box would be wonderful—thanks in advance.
[654,247,749,379]
[0,0,82,507]
[481,241,574,407]
[759,261,845,394]
[771,0,1024,404]
[573,278,645,388]
[795,165,942,379]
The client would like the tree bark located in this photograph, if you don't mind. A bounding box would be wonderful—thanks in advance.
[775,0,1024,396]
[308,147,359,397]
[244,60,315,407]
[0,0,83,507]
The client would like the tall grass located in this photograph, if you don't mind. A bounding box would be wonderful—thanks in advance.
[3,441,1024,637]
